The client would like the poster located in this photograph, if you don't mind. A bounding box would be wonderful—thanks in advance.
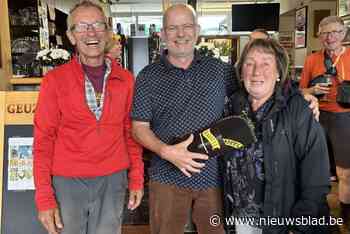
[343,19,350,45]
[295,6,307,48]
[279,31,295,67]
[7,137,34,190]
[338,0,350,17]
[0,38,2,68]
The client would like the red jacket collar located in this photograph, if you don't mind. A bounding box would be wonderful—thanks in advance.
[71,55,125,81]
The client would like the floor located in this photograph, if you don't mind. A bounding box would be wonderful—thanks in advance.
[122,225,150,234]
[122,182,349,234]
[328,181,350,234]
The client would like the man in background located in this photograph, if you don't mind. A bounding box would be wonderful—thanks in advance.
[299,16,350,228]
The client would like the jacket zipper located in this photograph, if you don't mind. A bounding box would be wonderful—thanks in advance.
[264,118,278,217]
[85,82,109,135]
[269,119,274,133]
[96,87,109,135]
[274,161,278,177]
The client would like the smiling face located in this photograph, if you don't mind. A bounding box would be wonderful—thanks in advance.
[319,22,346,53]
[161,5,199,61]
[242,48,279,105]
[66,6,109,66]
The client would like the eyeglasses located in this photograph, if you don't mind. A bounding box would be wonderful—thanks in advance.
[165,24,196,34]
[70,22,107,33]
[319,30,344,38]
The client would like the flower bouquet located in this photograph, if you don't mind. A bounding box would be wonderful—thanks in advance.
[36,48,71,66]
[196,42,219,58]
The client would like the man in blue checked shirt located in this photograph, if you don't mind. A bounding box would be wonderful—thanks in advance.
[131,4,234,234]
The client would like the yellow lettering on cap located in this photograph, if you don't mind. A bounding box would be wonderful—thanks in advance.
[201,129,220,150]
[223,138,244,149]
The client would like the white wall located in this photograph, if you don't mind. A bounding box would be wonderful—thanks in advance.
[280,0,297,14]
[279,11,296,32]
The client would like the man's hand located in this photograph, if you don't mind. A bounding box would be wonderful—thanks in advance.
[312,84,331,96]
[303,93,320,121]
[38,208,63,234]
[160,134,209,177]
[128,189,144,210]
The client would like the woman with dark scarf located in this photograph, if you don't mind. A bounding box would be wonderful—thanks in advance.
[223,39,330,234]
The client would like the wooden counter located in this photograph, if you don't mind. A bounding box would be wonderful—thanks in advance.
[10,77,42,85]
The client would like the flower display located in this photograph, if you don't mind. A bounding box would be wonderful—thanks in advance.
[36,48,71,67]
[196,39,232,63]
[196,41,220,58]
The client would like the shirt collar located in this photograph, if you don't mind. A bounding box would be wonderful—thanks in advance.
[160,49,203,70]
[105,57,125,81]
[73,56,125,81]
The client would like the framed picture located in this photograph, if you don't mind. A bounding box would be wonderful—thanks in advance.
[343,18,350,45]
[0,37,2,68]
[338,0,350,17]
[295,6,307,48]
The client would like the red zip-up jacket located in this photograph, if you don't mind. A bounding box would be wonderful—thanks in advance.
[33,57,143,211]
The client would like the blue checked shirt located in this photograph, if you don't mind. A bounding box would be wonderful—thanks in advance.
[132,52,237,189]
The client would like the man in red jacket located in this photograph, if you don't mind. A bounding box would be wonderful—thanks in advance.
[33,1,144,234]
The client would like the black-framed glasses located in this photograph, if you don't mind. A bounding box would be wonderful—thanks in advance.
[319,30,344,38]
[70,22,107,33]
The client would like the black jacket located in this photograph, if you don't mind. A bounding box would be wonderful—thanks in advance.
[223,83,331,234]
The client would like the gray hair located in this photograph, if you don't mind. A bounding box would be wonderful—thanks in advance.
[318,16,346,34]
[236,38,289,85]
[67,0,106,31]
[162,4,197,27]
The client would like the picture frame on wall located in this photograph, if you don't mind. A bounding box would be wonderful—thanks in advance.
[343,18,350,45]
[295,6,307,48]
[338,0,350,17]
[0,37,2,68]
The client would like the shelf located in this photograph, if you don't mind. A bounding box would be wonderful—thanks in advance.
[10,28,39,35]
[10,77,42,85]
[10,24,39,28]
